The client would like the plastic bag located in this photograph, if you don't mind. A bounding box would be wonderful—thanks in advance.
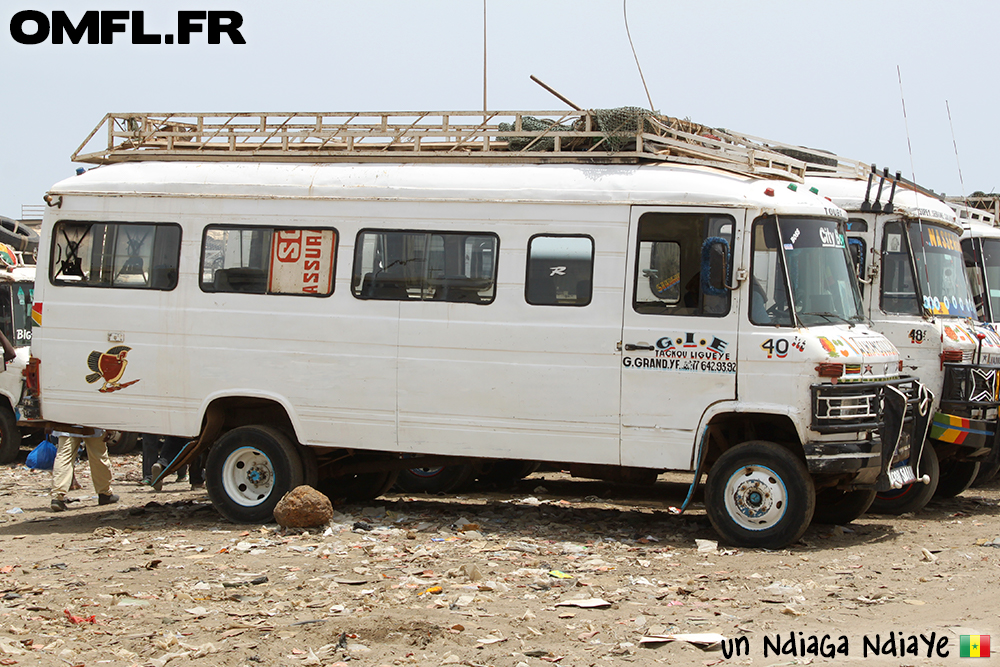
[26,437,57,470]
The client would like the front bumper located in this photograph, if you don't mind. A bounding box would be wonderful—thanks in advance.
[808,377,931,491]
[937,362,1000,459]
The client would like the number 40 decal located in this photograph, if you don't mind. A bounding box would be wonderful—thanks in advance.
[761,337,806,359]
[761,338,790,359]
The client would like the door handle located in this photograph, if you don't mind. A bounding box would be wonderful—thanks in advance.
[624,343,655,351]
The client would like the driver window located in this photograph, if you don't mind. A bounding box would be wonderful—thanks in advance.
[631,212,733,317]
[749,219,792,326]
[880,221,921,315]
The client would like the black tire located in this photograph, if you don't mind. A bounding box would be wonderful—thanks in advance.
[0,217,39,254]
[869,442,940,514]
[319,470,399,503]
[934,457,980,499]
[811,487,876,525]
[478,460,540,486]
[205,425,305,523]
[299,445,320,489]
[704,441,815,549]
[971,454,1000,488]
[0,407,21,464]
[105,430,138,456]
[395,464,476,494]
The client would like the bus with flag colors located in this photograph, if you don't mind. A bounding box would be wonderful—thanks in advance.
[804,172,1000,513]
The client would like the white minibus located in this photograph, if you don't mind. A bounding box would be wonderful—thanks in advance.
[27,110,929,548]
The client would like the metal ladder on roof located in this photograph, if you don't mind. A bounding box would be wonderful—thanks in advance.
[70,109,810,182]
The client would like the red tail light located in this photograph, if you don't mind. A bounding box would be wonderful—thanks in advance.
[23,357,40,395]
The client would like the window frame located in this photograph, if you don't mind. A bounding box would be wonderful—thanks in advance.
[524,233,595,307]
[199,224,339,298]
[351,228,500,304]
[630,211,735,318]
[49,220,182,291]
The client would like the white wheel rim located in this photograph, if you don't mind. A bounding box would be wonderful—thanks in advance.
[723,464,788,531]
[222,446,275,507]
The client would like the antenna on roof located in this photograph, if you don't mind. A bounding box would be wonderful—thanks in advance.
[483,1,488,114]
[623,0,656,112]
[946,100,967,203]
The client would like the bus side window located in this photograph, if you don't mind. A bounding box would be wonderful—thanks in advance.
[201,226,337,297]
[525,235,594,306]
[50,221,181,290]
[352,230,498,304]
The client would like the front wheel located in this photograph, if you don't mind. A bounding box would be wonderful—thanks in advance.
[811,487,876,525]
[205,426,305,523]
[704,441,815,549]
[934,457,980,499]
[869,442,939,515]
[972,454,1000,487]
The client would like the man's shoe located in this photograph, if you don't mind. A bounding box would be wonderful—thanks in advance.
[190,482,205,491]
[98,493,119,506]
[150,463,164,492]
[175,470,188,483]
[50,498,67,512]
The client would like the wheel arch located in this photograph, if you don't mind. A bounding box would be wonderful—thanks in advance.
[197,393,301,448]
[696,403,806,471]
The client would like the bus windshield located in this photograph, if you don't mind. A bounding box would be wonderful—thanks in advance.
[975,238,1000,322]
[907,222,976,319]
[776,216,864,326]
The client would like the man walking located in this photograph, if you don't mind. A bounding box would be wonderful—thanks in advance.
[50,426,119,512]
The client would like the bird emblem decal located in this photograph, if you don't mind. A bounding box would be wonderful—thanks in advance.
[85,345,140,393]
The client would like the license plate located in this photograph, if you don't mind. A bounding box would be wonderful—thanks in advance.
[888,463,917,488]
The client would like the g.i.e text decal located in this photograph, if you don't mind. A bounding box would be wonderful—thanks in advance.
[622,332,736,374]
[86,346,140,393]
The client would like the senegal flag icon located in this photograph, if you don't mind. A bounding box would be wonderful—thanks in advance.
[961,635,990,658]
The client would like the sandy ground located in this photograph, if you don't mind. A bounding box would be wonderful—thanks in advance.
[0,452,997,667]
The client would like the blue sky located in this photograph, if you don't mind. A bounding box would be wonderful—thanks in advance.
[2,0,997,217]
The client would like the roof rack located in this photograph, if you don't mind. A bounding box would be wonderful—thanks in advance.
[71,109,808,182]
[947,194,1000,226]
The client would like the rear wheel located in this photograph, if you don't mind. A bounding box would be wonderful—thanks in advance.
[106,431,138,456]
[934,457,980,499]
[395,464,476,494]
[811,487,876,525]
[0,407,21,464]
[478,460,540,486]
[869,442,939,515]
[320,470,399,503]
[205,426,304,523]
[704,441,814,549]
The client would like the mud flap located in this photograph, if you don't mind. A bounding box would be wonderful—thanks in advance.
[876,383,932,492]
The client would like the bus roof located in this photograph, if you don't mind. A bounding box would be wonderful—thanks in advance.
[806,175,957,229]
[51,161,845,217]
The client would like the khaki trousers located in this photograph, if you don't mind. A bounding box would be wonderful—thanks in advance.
[51,435,113,499]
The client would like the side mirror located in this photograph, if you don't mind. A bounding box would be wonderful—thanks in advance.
[701,237,730,296]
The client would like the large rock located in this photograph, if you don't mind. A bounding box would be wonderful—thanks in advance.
[273,485,333,528]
